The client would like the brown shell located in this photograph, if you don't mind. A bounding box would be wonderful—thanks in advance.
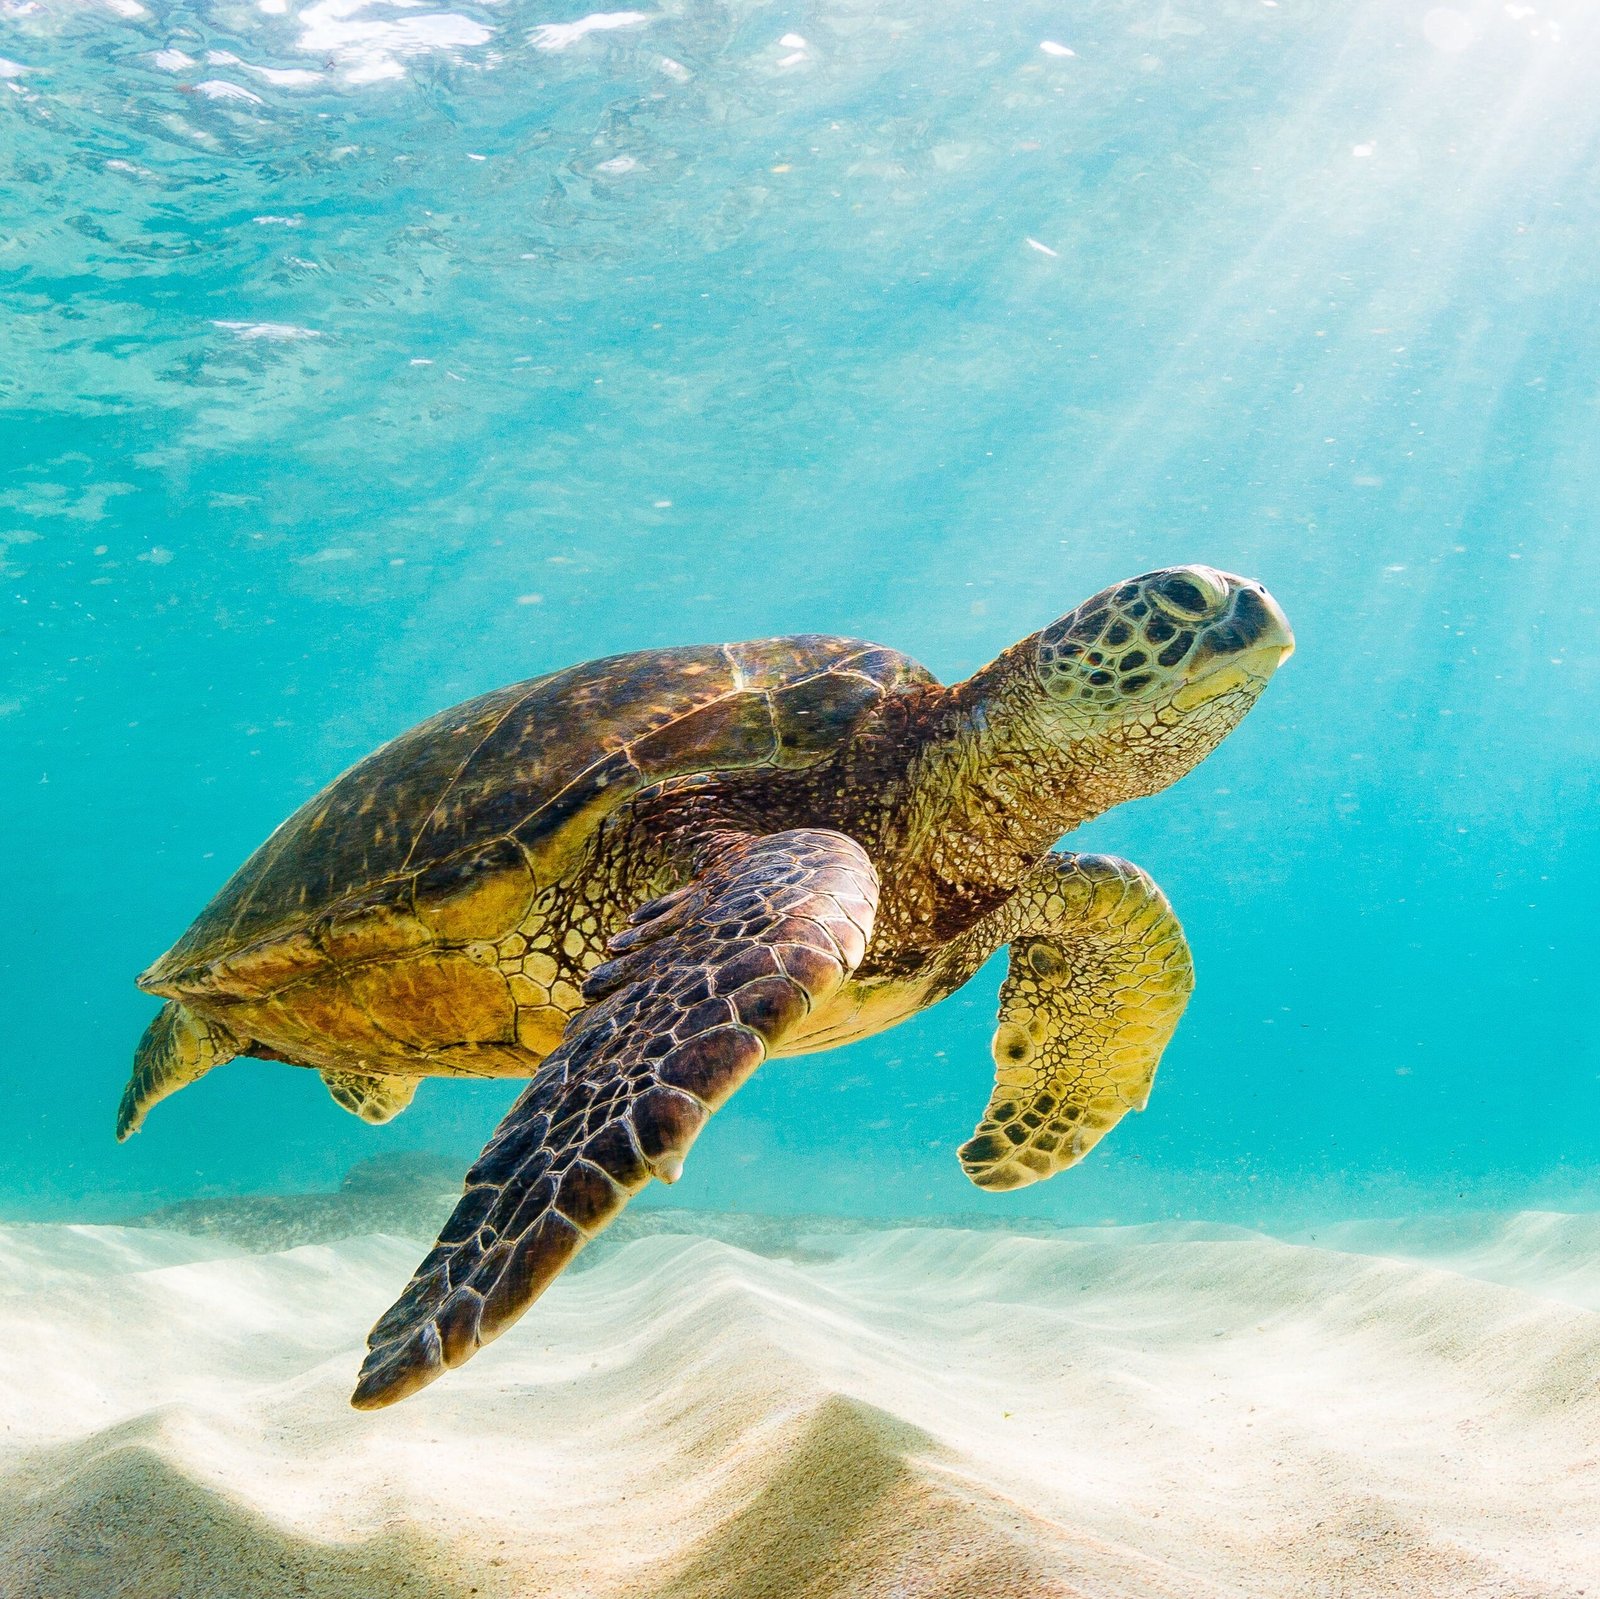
[141,636,935,1003]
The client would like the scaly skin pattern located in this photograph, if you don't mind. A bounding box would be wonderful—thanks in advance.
[352,828,878,1408]
[948,853,1195,1191]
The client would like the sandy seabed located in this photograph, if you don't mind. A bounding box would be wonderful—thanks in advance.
[0,1209,1594,1599]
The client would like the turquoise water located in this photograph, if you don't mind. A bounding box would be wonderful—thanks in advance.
[4,0,1596,1229]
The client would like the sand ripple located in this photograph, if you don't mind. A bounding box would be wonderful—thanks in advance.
[0,1216,1594,1597]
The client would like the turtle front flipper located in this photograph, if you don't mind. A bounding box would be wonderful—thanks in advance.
[116,1001,241,1140]
[959,853,1194,1192]
[351,827,880,1410]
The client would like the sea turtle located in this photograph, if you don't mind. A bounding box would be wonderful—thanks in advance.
[121,564,1293,1408]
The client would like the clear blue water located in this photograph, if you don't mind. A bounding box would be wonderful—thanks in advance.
[3,0,1596,1228]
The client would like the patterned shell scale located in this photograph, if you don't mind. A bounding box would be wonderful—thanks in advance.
[142,636,935,1000]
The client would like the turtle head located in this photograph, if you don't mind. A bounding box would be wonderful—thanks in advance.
[1027,565,1294,804]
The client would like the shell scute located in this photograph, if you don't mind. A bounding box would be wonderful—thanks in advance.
[316,887,431,966]
[413,838,536,942]
[405,646,734,860]
[207,929,328,1001]
[771,670,885,768]
[346,954,516,1050]
[250,981,373,1065]
[630,691,776,775]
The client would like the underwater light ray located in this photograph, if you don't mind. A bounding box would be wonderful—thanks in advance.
[1035,0,1600,545]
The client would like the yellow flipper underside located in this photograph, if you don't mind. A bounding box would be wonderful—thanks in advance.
[959,853,1194,1191]
[320,1069,420,1124]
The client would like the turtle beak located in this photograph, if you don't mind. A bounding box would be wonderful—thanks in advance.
[1230,580,1293,661]
[1170,575,1294,710]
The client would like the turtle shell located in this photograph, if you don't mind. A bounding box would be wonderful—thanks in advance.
[141,635,935,1004]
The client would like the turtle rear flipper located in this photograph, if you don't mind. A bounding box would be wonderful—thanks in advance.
[320,1069,419,1124]
[116,1001,241,1140]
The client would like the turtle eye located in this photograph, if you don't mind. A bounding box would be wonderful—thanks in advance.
[1148,567,1230,619]
[1154,576,1209,616]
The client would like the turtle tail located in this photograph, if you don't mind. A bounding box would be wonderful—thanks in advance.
[116,1001,241,1141]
